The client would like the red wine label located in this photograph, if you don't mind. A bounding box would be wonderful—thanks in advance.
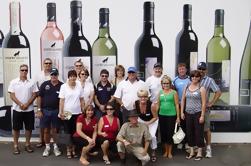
[190,52,198,71]
[145,57,157,79]
[92,55,116,84]
[41,40,63,74]
[63,56,90,81]
[3,48,30,105]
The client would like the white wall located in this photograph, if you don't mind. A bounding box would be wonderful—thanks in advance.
[0,0,250,106]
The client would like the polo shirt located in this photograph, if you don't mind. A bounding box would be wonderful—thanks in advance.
[173,75,190,103]
[8,77,38,112]
[114,79,149,110]
[95,81,115,105]
[39,80,63,109]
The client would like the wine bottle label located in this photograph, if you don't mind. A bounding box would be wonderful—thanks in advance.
[145,57,157,79]
[41,40,63,73]
[210,110,231,122]
[92,55,116,84]
[190,52,198,71]
[3,48,30,105]
[240,79,251,105]
[63,56,90,81]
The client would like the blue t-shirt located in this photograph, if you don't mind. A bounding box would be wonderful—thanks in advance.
[173,76,190,103]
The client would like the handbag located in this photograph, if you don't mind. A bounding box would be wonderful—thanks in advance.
[172,122,185,144]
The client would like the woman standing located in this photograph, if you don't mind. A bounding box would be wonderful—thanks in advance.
[73,105,98,165]
[59,70,85,159]
[78,69,94,106]
[156,75,180,159]
[135,89,158,162]
[98,102,120,165]
[181,70,206,161]
[111,65,125,86]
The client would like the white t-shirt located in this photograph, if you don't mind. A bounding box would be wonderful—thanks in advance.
[8,78,38,112]
[59,82,84,115]
[145,75,162,102]
[81,81,94,105]
[114,79,149,110]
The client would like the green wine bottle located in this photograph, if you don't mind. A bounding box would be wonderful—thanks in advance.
[206,9,231,105]
[239,20,251,105]
[92,8,117,84]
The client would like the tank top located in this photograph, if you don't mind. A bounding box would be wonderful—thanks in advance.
[135,100,153,121]
[159,90,177,116]
[101,115,119,141]
[185,86,202,114]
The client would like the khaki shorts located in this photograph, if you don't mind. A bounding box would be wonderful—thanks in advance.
[204,111,210,131]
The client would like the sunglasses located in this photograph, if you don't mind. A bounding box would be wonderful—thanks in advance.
[198,68,206,71]
[51,73,58,76]
[81,73,88,76]
[20,69,28,72]
[106,108,114,110]
[139,96,148,98]
[44,62,52,65]
[128,71,136,74]
[101,75,108,78]
[191,75,200,78]
[162,82,170,85]
[75,65,83,67]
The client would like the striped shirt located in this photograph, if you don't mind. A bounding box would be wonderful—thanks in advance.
[185,87,202,114]
[200,76,220,102]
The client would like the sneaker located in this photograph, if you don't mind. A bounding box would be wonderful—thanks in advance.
[43,148,50,157]
[53,147,62,157]
[177,143,183,149]
[205,147,212,158]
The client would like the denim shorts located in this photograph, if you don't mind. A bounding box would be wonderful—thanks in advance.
[40,108,60,129]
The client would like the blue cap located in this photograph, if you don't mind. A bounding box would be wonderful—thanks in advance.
[50,67,59,75]
[127,67,137,73]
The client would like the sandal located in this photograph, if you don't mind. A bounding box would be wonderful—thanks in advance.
[103,156,111,165]
[186,154,195,160]
[88,151,98,156]
[36,142,45,148]
[67,151,72,159]
[13,146,20,155]
[25,145,34,153]
[72,151,78,158]
[194,156,203,161]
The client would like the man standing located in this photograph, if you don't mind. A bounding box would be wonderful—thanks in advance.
[37,68,63,157]
[197,62,221,158]
[173,63,190,149]
[114,67,149,123]
[116,109,151,166]
[8,64,38,154]
[94,69,115,119]
[145,63,163,103]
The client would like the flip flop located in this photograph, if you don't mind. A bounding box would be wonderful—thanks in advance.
[186,154,195,160]
[194,156,203,161]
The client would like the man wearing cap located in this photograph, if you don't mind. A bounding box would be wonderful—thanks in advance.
[116,109,151,166]
[114,67,149,123]
[145,63,163,103]
[197,62,221,158]
[37,68,64,157]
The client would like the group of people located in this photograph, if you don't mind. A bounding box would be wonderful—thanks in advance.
[8,58,221,165]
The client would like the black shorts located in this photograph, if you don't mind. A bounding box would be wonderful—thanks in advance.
[12,110,34,130]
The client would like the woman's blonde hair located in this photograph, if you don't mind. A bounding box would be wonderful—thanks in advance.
[161,75,172,84]
[137,89,149,97]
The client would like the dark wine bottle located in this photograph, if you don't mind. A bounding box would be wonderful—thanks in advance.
[0,30,4,104]
[63,0,92,81]
[206,9,231,105]
[92,8,117,84]
[3,1,31,106]
[175,4,198,75]
[134,1,162,81]
[239,20,251,105]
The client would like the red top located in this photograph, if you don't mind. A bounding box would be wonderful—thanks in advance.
[73,114,97,138]
[100,115,119,141]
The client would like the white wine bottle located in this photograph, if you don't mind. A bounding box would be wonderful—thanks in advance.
[3,1,31,106]
[63,0,91,81]
[92,8,117,84]
[134,1,163,81]
[239,20,251,105]
[206,9,231,105]
[175,4,198,75]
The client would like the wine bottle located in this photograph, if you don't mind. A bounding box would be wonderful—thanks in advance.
[206,9,231,105]
[63,0,92,81]
[40,3,64,74]
[175,4,198,75]
[239,20,251,105]
[92,8,117,84]
[134,1,163,81]
[3,1,31,106]
[0,30,4,105]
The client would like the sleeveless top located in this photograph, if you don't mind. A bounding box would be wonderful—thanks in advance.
[73,114,97,138]
[135,100,153,121]
[159,90,177,116]
[101,115,119,141]
[185,86,202,114]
